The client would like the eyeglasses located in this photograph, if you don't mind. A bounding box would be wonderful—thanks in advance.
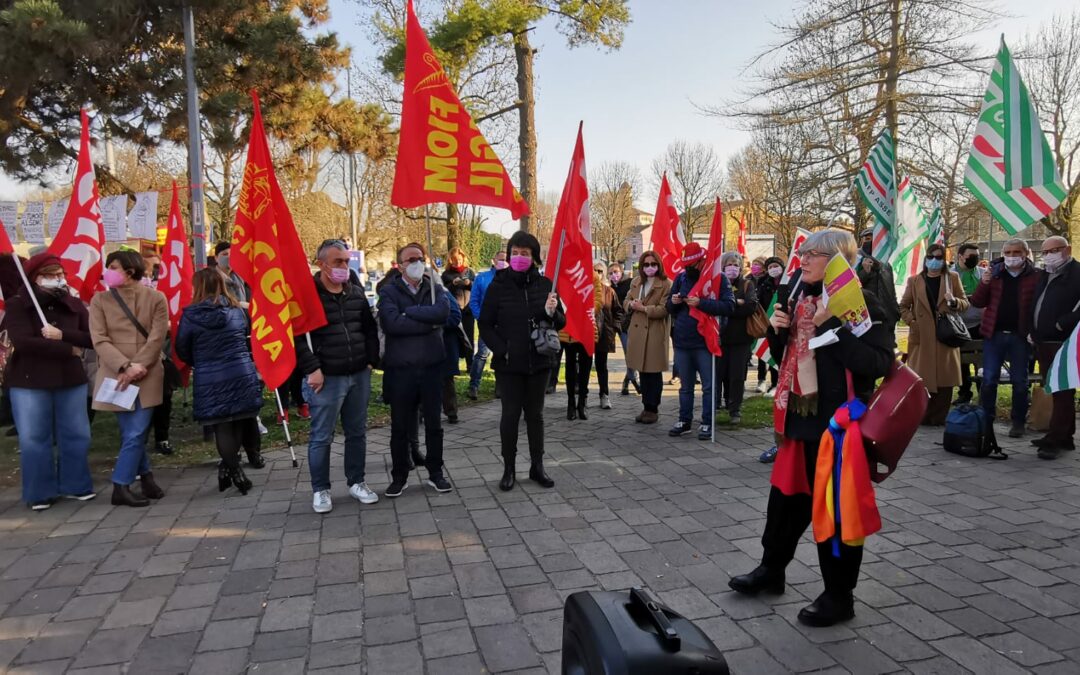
[927,254,945,260]
[1042,245,1068,255]
[798,250,829,260]
[401,256,424,264]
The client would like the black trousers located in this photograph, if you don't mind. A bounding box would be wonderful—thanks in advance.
[717,342,752,416]
[594,348,610,396]
[277,367,305,410]
[547,346,564,389]
[563,342,593,406]
[757,359,778,387]
[152,383,173,444]
[499,370,548,460]
[460,309,475,364]
[760,437,863,595]
[639,372,663,412]
[442,376,458,418]
[386,365,444,481]
[214,418,260,468]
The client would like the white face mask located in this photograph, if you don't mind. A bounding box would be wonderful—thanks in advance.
[1043,252,1067,271]
[405,261,426,281]
[768,267,782,278]
[38,278,67,291]
[1004,256,1024,270]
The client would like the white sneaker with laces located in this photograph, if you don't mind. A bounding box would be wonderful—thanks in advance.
[257,417,269,435]
[312,490,333,513]
[349,482,379,504]
[756,381,769,394]
[600,394,611,410]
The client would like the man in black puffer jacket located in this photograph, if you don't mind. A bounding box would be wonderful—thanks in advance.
[296,240,380,514]
[378,242,452,498]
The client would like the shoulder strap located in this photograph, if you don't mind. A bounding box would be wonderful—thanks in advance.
[110,288,150,340]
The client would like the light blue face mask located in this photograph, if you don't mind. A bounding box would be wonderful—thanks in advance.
[925,258,944,272]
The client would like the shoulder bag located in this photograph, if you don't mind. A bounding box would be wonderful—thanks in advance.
[111,289,168,368]
[849,362,929,483]
[526,286,560,357]
[935,273,970,348]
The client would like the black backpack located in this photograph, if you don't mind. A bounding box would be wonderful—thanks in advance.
[943,404,1007,459]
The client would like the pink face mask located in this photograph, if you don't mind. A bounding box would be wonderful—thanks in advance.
[643,265,659,277]
[328,267,350,284]
[724,266,741,280]
[750,264,763,275]
[509,255,532,272]
[103,268,127,289]
[494,259,509,270]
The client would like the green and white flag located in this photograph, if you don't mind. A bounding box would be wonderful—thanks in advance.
[964,37,1066,235]
[928,206,945,247]
[1046,321,1080,394]
[855,130,897,260]
[892,175,931,290]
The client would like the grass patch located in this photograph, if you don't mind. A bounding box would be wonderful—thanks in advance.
[0,365,498,489]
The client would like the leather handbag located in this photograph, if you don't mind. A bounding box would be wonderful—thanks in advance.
[934,274,970,347]
[745,306,769,339]
[851,361,929,483]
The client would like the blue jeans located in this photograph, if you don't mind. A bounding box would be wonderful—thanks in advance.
[469,338,491,389]
[980,331,1030,427]
[674,347,713,425]
[11,385,93,504]
[303,369,371,492]
[113,400,153,485]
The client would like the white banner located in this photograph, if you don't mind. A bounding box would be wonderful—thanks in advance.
[0,202,17,243]
[47,198,68,239]
[20,202,46,244]
[100,195,128,242]
[127,192,159,241]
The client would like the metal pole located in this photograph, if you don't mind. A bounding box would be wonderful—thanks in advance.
[711,333,717,443]
[274,390,299,467]
[425,204,436,303]
[551,230,567,295]
[183,3,207,268]
[12,255,47,326]
[347,67,358,248]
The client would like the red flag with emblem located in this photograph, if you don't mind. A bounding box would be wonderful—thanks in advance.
[159,182,194,385]
[690,199,725,356]
[737,215,747,256]
[649,174,686,279]
[47,109,104,302]
[391,0,528,218]
[543,124,595,355]
[231,92,327,391]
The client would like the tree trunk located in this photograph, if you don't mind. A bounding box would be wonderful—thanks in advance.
[885,0,902,163]
[445,203,460,252]
[514,30,538,233]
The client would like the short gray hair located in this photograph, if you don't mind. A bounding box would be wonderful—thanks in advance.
[799,229,858,265]
[317,239,348,261]
[720,252,743,269]
[1001,238,1030,253]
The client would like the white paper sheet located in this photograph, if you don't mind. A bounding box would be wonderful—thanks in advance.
[808,328,840,351]
[0,202,18,243]
[100,195,129,242]
[127,192,159,241]
[47,198,68,239]
[95,378,140,410]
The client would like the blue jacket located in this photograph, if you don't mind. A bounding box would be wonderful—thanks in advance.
[470,267,496,319]
[378,274,452,370]
[175,298,263,422]
[666,271,735,350]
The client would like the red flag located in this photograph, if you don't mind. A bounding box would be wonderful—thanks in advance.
[649,174,686,279]
[690,199,725,356]
[0,216,13,255]
[159,182,194,385]
[391,0,528,218]
[232,92,328,390]
[543,124,595,355]
[737,215,747,256]
[783,228,813,284]
[47,109,105,302]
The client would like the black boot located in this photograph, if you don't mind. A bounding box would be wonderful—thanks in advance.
[140,472,165,500]
[728,566,785,595]
[228,465,253,495]
[529,458,554,488]
[111,483,149,508]
[576,400,588,421]
[499,456,516,492]
[218,462,232,492]
[621,379,630,396]
[245,449,265,469]
[567,391,577,420]
[797,591,855,627]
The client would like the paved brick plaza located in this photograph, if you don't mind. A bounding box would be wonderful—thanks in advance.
[1,377,1079,674]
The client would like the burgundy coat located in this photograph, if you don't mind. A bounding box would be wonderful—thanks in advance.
[968,260,1039,339]
[3,287,93,389]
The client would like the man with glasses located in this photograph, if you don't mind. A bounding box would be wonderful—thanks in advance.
[378,243,453,496]
[297,240,381,514]
[1031,237,1080,459]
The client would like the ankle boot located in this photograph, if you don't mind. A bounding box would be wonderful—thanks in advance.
[621,379,630,396]
[797,591,855,627]
[576,400,588,421]
[245,449,265,469]
[728,566,785,595]
[228,466,253,495]
[499,456,516,492]
[111,483,149,508]
[528,458,554,488]
[140,472,165,500]
[566,392,577,420]
[218,462,232,492]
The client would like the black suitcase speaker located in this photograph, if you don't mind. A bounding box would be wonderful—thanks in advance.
[562,588,729,675]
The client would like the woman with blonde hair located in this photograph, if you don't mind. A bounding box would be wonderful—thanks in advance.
[624,250,672,424]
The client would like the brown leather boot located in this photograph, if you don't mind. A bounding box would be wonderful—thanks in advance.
[140,472,165,500]
[111,483,149,508]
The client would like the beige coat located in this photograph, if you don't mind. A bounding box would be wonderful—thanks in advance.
[899,270,970,391]
[89,284,169,411]
[624,276,672,373]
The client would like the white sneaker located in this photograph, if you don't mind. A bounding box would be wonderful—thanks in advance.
[257,417,268,435]
[756,381,769,394]
[600,394,611,410]
[312,490,333,513]
[349,482,379,504]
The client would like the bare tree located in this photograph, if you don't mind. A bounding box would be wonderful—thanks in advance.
[651,140,726,240]
[589,161,640,263]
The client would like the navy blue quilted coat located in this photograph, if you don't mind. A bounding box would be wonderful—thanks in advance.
[175,298,263,422]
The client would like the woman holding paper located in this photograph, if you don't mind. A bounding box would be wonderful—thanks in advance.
[899,242,969,425]
[89,250,169,508]
[5,253,95,510]
[728,230,894,628]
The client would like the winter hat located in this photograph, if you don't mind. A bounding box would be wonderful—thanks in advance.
[25,252,64,280]
[680,242,705,265]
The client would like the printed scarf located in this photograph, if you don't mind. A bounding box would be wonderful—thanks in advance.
[773,294,820,434]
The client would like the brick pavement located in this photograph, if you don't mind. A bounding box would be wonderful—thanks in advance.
[2,369,1080,673]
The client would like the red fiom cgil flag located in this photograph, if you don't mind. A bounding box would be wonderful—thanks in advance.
[649,173,686,279]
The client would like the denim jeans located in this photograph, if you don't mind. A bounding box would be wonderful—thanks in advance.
[469,338,491,389]
[674,347,713,424]
[11,385,93,504]
[980,331,1031,427]
[303,369,371,492]
[113,400,153,485]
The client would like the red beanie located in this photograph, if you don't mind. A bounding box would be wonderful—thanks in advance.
[680,242,705,265]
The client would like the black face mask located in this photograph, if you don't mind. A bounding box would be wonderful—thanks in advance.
[685,266,701,281]
[861,242,873,256]
[964,255,979,269]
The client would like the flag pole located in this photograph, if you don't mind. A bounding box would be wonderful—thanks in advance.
[551,229,567,295]
[711,333,717,443]
[273,390,299,468]
[12,255,48,326]
[425,204,436,303]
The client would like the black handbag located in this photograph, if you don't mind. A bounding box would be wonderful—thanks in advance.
[530,318,561,357]
[934,274,970,348]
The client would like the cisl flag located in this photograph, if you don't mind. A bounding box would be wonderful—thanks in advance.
[232,92,328,390]
[690,198,725,356]
[47,109,105,302]
[649,174,686,278]
[159,182,193,384]
[391,0,528,218]
[543,124,595,354]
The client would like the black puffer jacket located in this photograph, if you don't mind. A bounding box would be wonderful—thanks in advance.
[297,274,380,376]
[1033,258,1080,343]
[378,274,451,370]
[478,267,566,375]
